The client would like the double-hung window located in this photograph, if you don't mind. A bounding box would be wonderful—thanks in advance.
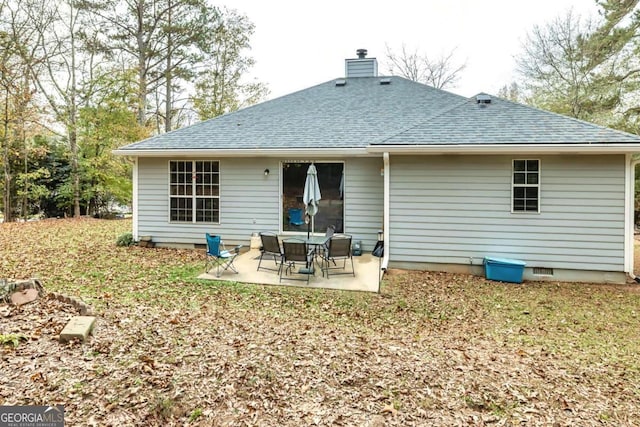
[169,160,219,223]
[512,159,540,213]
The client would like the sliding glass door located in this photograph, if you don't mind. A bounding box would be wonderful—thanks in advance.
[282,162,344,233]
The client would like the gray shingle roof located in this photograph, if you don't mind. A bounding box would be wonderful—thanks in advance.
[380,94,640,145]
[117,76,466,151]
[117,81,640,153]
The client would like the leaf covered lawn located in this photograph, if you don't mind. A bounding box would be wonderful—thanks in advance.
[1,218,639,426]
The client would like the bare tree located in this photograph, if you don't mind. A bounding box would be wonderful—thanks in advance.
[384,44,466,89]
[21,0,102,217]
[516,10,596,119]
[192,7,269,120]
[497,82,525,103]
[516,3,640,127]
[84,0,212,131]
[80,0,161,127]
[0,0,45,221]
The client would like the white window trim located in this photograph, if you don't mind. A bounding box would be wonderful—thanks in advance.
[511,158,541,214]
[168,160,220,224]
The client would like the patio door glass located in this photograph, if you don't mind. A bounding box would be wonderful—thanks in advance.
[282,162,344,233]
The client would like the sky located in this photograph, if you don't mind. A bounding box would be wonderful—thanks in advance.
[225,0,600,100]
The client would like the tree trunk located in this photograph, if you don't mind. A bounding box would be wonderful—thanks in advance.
[164,0,172,133]
[69,125,80,217]
[136,0,147,126]
[18,75,28,220]
[2,91,11,223]
[69,3,81,218]
[165,47,172,133]
[137,47,146,126]
[20,116,27,220]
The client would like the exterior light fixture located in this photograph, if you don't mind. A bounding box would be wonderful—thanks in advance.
[264,168,269,176]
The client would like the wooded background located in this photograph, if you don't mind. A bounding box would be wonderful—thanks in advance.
[1,0,639,221]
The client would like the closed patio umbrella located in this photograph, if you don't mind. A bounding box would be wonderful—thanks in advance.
[303,163,321,237]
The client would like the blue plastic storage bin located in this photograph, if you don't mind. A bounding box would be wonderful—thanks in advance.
[484,257,526,283]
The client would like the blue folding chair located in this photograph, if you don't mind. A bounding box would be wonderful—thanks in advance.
[288,208,305,226]
[205,233,242,277]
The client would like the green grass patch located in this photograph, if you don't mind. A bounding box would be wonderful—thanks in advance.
[0,333,27,348]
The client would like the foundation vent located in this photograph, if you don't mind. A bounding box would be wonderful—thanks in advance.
[533,267,554,276]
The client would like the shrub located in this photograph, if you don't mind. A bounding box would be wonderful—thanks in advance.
[116,232,134,247]
[0,333,27,348]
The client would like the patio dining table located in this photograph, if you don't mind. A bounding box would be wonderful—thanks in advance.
[305,235,330,270]
[281,235,329,272]
[280,235,329,249]
[303,235,330,247]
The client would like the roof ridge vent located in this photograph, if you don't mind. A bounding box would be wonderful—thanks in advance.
[476,94,492,105]
[335,79,346,87]
[379,77,391,85]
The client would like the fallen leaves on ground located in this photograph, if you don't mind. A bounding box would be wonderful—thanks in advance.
[1,218,639,426]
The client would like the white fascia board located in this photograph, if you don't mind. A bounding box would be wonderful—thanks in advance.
[366,144,640,155]
[112,148,372,157]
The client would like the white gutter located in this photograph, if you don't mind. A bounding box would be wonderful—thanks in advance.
[113,148,372,157]
[115,145,640,158]
[625,155,640,281]
[114,144,640,158]
[367,143,640,155]
[382,152,390,271]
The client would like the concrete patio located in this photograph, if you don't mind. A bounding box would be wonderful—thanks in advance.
[198,249,382,292]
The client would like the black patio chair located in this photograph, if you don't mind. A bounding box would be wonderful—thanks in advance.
[280,239,314,284]
[321,235,355,278]
[257,232,284,273]
[320,224,336,260]
[205,233,242,277]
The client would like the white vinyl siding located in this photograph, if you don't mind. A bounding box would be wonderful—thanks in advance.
[343,158,384,250]
[136,157,384,249]
[388,155,625,272]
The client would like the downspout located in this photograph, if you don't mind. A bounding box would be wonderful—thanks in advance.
[382,152,390,271]
[625,155,640,282]
[132,157,139,241]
